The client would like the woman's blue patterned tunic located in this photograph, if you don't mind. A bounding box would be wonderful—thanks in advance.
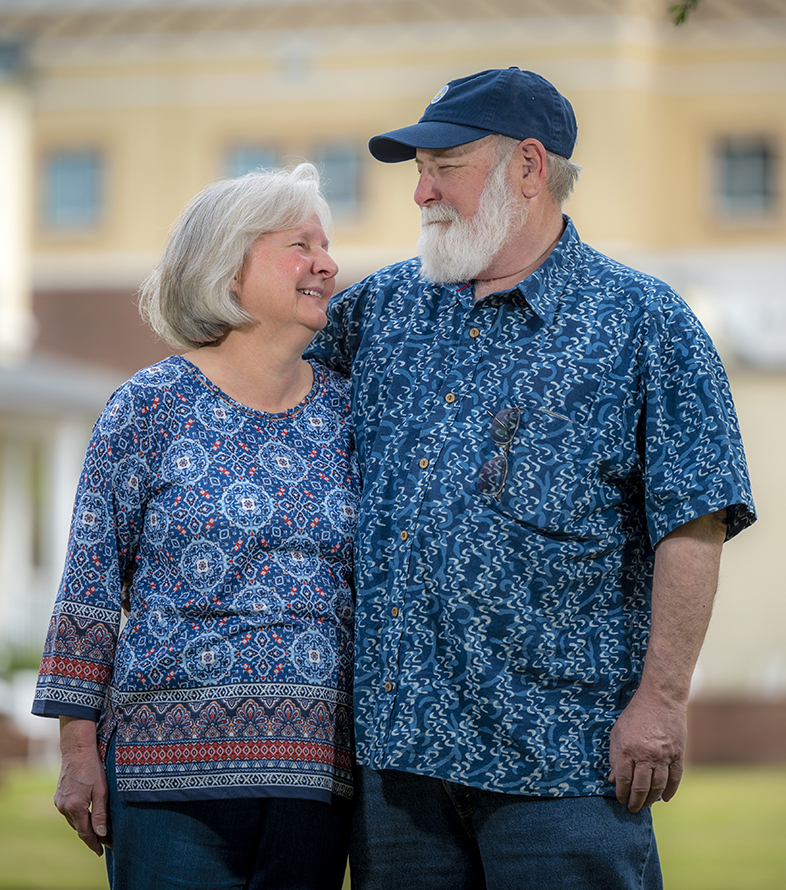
[34,356,359,802]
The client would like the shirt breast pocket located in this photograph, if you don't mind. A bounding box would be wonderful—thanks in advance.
[493,400,591,532]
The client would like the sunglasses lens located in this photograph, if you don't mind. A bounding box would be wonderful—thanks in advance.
[477,454,507,495]
[489,406,521,445]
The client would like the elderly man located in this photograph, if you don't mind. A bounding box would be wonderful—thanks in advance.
[307,68,755,889]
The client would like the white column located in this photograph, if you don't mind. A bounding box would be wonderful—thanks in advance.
[47,418,91,595]
[0,438,34,641]
[0,52,34,364]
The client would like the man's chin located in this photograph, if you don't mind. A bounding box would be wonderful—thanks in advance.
[418,260,472,285]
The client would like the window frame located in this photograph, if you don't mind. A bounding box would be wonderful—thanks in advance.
[223,144,280,179]
[710,133,781,225]
[40,147,106,233]
[315,141,363,219]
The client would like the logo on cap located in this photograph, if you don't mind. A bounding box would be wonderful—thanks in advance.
[430,85,449,105]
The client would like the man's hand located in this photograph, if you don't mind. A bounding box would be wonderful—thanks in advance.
[54,717,110,856]
[608,689,686,812]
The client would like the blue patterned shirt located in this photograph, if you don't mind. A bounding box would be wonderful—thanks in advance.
[34,357,359,802]
[306,217,755,797]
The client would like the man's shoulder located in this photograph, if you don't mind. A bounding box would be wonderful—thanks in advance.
[576,240,668,291]
[330,257,431,326]
[572,238,690,319]
[346,256,423,295]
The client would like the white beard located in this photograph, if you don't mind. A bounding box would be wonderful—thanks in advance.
[417,158,526,284]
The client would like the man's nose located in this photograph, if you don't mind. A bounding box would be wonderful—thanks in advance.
[414,171,440,207]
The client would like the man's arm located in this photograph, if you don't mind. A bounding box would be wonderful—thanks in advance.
[305,281,363,374]
[608,508,727,812]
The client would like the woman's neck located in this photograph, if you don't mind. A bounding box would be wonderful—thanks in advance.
[183,329,315,413]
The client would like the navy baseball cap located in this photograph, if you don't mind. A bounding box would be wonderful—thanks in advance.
[369,67,577,162]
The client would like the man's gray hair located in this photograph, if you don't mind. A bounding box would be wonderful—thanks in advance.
[489,134,581,207]
[139,163,331,349]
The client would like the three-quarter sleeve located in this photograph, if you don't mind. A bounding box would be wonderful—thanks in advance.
[33,383,151,720]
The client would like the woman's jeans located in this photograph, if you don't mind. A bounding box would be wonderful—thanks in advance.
[349,765,663,890]
[104,735,350,890]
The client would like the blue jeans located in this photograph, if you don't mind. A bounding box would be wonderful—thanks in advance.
[104,735,351,890]
[349,766,662,890]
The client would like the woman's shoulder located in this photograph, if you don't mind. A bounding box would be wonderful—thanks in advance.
[125,355,192,392]
[96,356,194,434]
[107,355,202,404]
[310,360,350,395]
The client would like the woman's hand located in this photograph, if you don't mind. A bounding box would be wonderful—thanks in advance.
[54,717,110,856]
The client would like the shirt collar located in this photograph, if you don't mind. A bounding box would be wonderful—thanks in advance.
[508,215,578,326]
[415,272,473,314]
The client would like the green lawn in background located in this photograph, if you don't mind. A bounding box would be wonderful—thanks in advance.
[0,764,107,889]
[0,762,783,889]
[654,765,786,890]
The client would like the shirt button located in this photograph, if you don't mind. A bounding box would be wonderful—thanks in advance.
[445,393,456,404]
[469,327,480,338]
[391,606,400,618]
[400,530,409,541]
[384,681,393,692]
[418,458,429,469]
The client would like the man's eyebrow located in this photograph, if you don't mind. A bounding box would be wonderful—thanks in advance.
[416,150,468,166]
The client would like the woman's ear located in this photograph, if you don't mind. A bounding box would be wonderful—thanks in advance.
[513,138,549,199]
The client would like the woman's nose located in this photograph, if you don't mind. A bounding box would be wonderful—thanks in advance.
[315,248,339,279]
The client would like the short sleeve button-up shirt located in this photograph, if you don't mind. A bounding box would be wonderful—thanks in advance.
[306,217,755,797]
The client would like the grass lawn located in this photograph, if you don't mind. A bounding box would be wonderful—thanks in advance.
[653,764,786,890]
[0,762,783,889]
[0,763,107,889]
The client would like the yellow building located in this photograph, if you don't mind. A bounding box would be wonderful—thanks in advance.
[1,0,784,758]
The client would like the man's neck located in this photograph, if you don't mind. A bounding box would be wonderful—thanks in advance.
[473,212,565,302]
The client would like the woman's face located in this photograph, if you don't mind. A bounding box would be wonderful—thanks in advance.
[232,215,338,338]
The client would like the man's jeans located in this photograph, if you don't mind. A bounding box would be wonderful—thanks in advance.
[104,734,351,890]
[350,765,663,890]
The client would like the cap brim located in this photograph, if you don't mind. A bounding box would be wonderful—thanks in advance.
[368,121,494,162]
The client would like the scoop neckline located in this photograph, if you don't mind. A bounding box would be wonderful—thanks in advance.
[173,354,322,420]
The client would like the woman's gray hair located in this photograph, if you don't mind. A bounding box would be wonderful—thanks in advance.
[489,134,582,207]
[139,163,332,349]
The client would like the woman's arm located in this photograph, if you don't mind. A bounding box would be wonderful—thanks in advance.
[54,716,110,856]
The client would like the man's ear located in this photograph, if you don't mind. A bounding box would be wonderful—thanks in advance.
[513,138,549,199]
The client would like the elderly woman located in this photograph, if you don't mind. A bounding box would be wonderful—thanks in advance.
[32,164,358,890]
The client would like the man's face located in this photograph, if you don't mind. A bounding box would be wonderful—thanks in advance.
[414,139,525,285]
[414,141,496,222]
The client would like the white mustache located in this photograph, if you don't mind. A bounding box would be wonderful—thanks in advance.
[421,204,461,225]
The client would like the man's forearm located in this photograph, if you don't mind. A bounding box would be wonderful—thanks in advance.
[640,509,727,704]
[609,509,727,811]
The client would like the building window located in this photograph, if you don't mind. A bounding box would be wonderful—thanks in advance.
[225,145,278,178]
[316,143,361,217]
[714,136,779,218]
[0,39,26,79]
[42,149,104,230]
